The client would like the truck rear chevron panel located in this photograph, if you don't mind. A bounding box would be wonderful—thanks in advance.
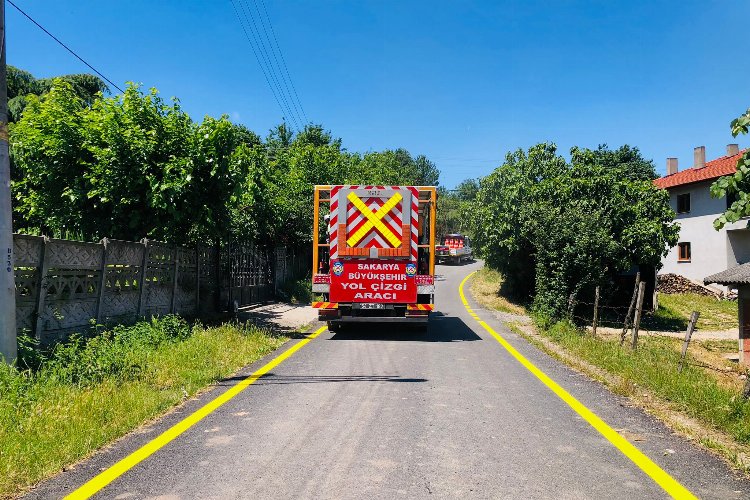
[329,186,418,261]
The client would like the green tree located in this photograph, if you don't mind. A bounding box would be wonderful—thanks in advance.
[711,107,750,229]
[11,81,251,243]
[10,80,90,235]
[436,179,478,236]
[10,78,439,250]
[571,144,657,182]
[454,178,479,201]
[470,143,678,319]
[6,66,108,122]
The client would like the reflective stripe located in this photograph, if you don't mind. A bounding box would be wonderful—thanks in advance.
[407,304,434,311]
[311,302,338,309]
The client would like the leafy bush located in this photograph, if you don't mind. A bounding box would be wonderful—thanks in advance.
[6,315,191,391]
[470,143,678,320]
[279,276,314,304]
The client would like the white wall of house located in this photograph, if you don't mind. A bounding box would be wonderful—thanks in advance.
[660,180,750,286]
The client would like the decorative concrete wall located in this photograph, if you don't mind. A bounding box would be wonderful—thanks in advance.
[12,235,302,347]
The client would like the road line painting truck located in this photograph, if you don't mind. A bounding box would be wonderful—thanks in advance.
[311,185,437,330]
[436,233,473,264]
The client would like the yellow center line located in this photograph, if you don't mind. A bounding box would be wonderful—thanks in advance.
[65,326,328,500]
[458,271,696,500]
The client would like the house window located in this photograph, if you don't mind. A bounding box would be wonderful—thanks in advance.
[678,242,691,262]
[676,193,691,214]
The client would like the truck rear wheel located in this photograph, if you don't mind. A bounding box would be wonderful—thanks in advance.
[327,321,346,332]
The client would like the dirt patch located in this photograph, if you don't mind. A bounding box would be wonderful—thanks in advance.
[237,303,317,331]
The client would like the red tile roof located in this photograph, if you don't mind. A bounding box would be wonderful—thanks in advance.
[654,149,747,189]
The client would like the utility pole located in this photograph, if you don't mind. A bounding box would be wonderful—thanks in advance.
[0,0,17,364]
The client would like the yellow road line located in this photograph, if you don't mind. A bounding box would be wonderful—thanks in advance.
[65,326,328,500]
[458,272,696,500]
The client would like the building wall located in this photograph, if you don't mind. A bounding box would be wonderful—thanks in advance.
[660,180,732,285]
[727,230,750,266]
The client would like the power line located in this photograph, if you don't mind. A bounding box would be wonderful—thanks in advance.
[7,0,124,93]
[229,0,293,128]
[234,0,301,129]
[256,0,307,124]
[252,0,304,128]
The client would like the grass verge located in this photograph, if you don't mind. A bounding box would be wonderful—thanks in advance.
[470,267,526,315]
[650,293,738,331]
[0,316,287,498]
[470,267,750,474]
[533,320,750,444]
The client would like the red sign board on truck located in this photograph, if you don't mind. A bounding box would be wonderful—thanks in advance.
[329,259,417,303]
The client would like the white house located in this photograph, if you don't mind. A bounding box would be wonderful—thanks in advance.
[654,144,749,289]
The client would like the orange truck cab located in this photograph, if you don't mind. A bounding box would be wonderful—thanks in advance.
[311,185,437,330]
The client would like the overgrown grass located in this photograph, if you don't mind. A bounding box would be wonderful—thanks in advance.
[0,316,287,498]
[531,317,750,445]
[470,267,526,315]
[649,293,738,331]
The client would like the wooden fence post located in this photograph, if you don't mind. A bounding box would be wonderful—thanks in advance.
[678,311,700,373]
[592,286,600,337]
[620,271,641,346]
[137,238,149,318]
[170,245,180,314]
[32,236,50,341]
[94,238,109,326]
[567,292,576,320]
[631,281,646,350]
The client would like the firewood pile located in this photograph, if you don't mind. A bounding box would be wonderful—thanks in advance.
[657,273,722,298]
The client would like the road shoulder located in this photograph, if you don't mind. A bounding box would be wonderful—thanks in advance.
[461,270,750,498]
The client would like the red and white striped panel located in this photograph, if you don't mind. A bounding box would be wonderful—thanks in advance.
[329,186,418,260]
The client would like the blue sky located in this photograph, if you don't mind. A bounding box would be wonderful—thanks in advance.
[8,0,750,187]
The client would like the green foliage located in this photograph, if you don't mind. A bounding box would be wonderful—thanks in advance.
[470,143,678,319]
[0,317,286,497]
[571,143,657,182]
[10,80,89,234]
[6,65,108,122]
[279,276,314,304]
[10,83,437,247]
[436,179,479,236]
[711,107,750,229]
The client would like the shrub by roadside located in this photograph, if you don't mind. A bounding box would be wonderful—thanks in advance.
[279,275,314,304]
[0,316,287,498]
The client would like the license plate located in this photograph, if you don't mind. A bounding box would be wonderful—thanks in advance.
[356,303,386,310]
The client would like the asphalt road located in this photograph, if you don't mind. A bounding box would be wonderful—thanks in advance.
[29,262,750,499]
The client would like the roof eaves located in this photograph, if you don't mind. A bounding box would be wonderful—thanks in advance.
[704,262,750,285]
